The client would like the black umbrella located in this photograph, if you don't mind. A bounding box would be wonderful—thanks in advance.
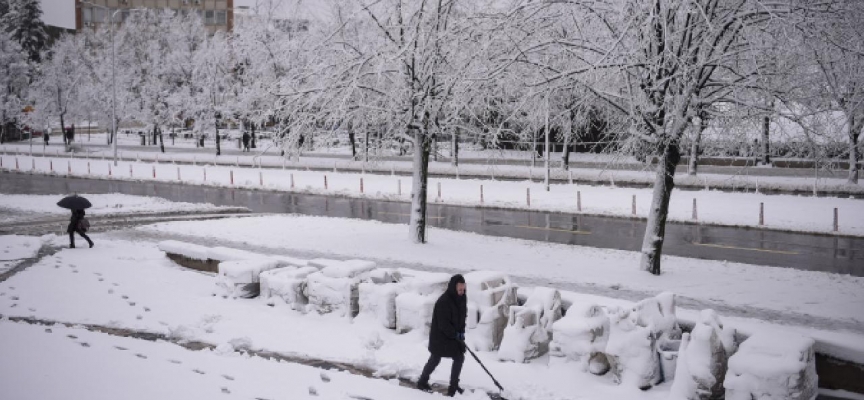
[57,195,92,210]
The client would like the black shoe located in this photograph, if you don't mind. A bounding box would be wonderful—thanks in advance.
[70,244,75,248]
[447,384,464,397]
[89,242,94,248]
[416,381,431,392]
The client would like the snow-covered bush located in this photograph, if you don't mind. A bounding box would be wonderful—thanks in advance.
[724,333,817,400]
[669,310,738,400]
[357,268,404,329]
[304,259,377,316]
[605,307,662,390]
[465,271,518,351]
[260,266,319,310]
[498,287,562,363]
[550,303,610,375]
[216,259,284,298]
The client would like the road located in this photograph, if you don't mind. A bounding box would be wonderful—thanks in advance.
[1,172,862,276]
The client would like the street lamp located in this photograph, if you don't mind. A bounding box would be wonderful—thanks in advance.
[78,1,145,166]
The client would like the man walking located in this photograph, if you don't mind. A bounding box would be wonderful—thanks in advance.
[418,274,467,396]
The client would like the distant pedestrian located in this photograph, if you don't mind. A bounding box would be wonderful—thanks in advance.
[417,274,467,397]
[242,131,251,152]
[67,209,94,249]
[43,132,49,146]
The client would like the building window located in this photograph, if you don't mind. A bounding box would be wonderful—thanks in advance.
[94,7,105,23]
[82,7,93,23]
[216,10,226,25]
[205,10,215,25]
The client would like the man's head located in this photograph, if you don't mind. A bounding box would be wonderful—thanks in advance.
[449,274,466,298]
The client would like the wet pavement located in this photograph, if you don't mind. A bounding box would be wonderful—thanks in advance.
[2,171,863,276]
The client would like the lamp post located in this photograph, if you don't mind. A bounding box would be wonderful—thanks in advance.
[78,1,145,166]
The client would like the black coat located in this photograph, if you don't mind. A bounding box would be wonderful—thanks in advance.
[68,209,85,233]
[428,275,467,358]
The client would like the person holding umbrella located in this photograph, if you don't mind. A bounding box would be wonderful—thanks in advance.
[417,274,467,396]
[58,195,94,249]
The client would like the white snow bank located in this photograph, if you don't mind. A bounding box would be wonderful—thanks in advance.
[670,310,737,399]
[465,271,518,352]
[550,303,610,374]
[158,240,212,261]
[725,333,818,400]
[498,287,562,363]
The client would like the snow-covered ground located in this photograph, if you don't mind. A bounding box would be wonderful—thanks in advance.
[2,153,862,236]
[0,235,42,274]
[0,321,468,400]
[0,237,670,400]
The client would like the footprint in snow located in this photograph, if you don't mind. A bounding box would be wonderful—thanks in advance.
[320,373,330,383]
[79,342,90,348]
[10,304,17,308]
[144,307,151,312]
[308,387,318,396]
[28,308,35,312]
[10,296,18,300]
[112,283,119,287]
[98,278,104,282]
[136,315,143,320]
[67,335,78,339]
[221,375,234,381]
[72,270,78,274]
[135,353,147,359]
[128,301,136,306]
[108,290,114,294]
[114,346,128,351]
[221,388,231,394]
[192,369,206,375]
[122,295,129,300]
[168,359,182,364]
[44,329,52,333]
[0,292,5,297]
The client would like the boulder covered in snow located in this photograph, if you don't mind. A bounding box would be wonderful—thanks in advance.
[550,303,610,375]
[498,287,563,363]
[304,259,377,316]
[669,310,738,400]
[260,266,319,310]
[724,333,817,400]
[465,271,518,351]
[216,259,284,298]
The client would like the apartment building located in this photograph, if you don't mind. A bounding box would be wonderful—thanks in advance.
[75,0,235,32]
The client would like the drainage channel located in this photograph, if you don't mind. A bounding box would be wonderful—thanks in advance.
[2,315,508,400]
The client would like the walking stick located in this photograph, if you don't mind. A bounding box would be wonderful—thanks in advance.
[461,340,504,392]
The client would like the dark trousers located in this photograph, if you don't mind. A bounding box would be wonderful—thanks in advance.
[419,352,464,387]
[69,230,93,247]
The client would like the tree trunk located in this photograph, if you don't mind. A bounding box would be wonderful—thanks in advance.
[451,127,459,167]
[688,117,706,176]
[251,123,257,149]
[60,114,66,146]
[639,141,681,275]
[761,116,770,165]
[158,126,165,153]
[409,128,431,243]
[849,116,860,185]
[349,130,357,159]
[215,117,221,156]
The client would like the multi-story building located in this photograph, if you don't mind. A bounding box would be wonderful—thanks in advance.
[75,0,235,32]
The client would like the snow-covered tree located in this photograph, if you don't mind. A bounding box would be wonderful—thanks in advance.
[0,30,28,143]
[1,0,49,63]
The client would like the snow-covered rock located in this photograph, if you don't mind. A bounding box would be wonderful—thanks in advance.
[550,303,610,375]
[216,259,284,298]
[669,310,738,399]
[605,307,661,390]
[498,287,562,363]
[724,333,817,400]
[304,259,377,316]
[259,266,319,310]
[465,271,518,351]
